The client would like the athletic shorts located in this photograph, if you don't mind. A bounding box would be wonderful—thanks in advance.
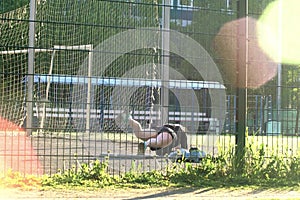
[149,125,178,151]
[157,126,177,140]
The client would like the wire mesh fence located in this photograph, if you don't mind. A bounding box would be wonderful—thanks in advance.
[0,0,299,176]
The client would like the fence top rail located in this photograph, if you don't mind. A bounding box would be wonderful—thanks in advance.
[25,74,225,90]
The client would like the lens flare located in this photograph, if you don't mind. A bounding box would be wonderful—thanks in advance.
[257,0,300,64]
[0,117,42,175]
[214,17,277,88]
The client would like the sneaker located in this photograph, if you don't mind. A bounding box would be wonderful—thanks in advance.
[138,142,147,155]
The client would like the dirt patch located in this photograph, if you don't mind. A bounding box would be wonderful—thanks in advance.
[1,187,300,199]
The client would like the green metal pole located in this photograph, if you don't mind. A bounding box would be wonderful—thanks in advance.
[235,0,248,171]
[27,0,36,136]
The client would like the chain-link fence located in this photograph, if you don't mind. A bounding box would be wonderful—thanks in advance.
[0,0,299,176]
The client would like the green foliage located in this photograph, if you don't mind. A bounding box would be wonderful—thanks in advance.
[42,159,115,188]
[2,140,300,191]
[120,170,170,188]
[281,65,300,108]
[0,0,29,14]
[161,135,300,188]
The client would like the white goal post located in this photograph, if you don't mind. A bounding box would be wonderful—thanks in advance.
[43,45,93,133]
[0,44,93,133]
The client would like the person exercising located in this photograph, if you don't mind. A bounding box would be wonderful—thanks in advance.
[116,112,187,155]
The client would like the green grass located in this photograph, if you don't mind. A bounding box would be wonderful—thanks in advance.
[1,136,300,191]
[188,134,300,156]
[31,131,300,155]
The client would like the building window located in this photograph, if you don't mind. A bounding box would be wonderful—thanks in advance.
[226,0,232,10]
[180,0,193,7]
[171,0,193,10]
[221,0,234,15]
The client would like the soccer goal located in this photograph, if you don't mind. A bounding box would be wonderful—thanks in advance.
[1,43,226,136]
[0,44,94,132]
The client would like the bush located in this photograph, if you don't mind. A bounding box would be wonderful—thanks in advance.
[42,159,115,188]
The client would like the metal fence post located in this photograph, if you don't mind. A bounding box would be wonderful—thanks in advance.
[235,0,248,170]
[27,0,36,136]
[161,0,170,125]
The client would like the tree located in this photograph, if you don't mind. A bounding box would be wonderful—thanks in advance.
[0,0,29,14]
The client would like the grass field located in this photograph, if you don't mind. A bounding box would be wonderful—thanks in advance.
[2,128,299,176]
[32,130,300,157]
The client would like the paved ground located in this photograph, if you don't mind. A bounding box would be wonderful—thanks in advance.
[0,132,43,175]
[1,187,300,200]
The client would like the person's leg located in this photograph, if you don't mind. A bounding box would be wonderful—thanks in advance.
[144,132,173,149]
[115,112,158,140]
[128,118,158,140]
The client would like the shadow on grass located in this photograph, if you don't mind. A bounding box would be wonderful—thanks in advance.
[122,183,300,200]
[123,187,214,200]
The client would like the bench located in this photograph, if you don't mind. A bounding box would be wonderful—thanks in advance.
[33,107,217,122]
[33,107,220,133]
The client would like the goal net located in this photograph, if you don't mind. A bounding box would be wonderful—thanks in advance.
[0,0,160,133]
[0,5,30,130]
